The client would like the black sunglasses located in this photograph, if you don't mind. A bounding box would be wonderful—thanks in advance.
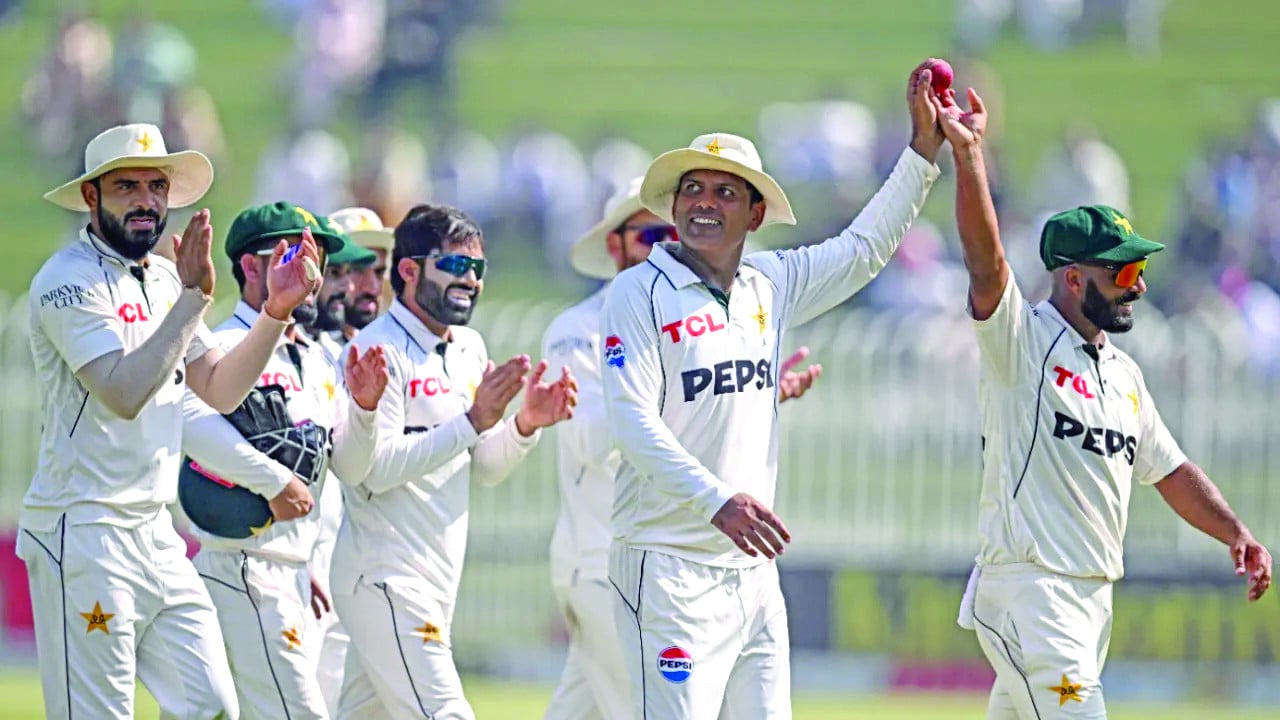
[413,253,487,280]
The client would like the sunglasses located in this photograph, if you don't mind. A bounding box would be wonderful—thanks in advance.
[1054,255,1147,289]
[413,253,487,280]
[256,242,328,271]
[624,224,678,246]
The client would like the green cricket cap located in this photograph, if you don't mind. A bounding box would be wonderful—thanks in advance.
[1039,205,1165,271]
[224,201,348,260]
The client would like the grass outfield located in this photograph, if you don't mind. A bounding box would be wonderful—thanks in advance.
[0,671,1272,720]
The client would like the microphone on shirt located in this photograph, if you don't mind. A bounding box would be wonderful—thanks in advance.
[129,265,146,283]
[1082,344,1099,361]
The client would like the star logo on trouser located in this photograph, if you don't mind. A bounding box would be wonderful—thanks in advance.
[283,625,302,650]
[413,622,442,645]
[1049,674,1083,706]
[81,601,115,634]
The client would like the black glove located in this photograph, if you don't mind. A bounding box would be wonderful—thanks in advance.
[223,384,329,486]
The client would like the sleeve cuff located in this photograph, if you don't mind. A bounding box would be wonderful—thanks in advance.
[692,480,740,523]
[901,146,942,181]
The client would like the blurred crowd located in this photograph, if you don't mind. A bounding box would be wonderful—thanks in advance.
[19,2,1280,375]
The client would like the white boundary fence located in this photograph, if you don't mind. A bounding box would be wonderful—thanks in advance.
[1,291,1276,659]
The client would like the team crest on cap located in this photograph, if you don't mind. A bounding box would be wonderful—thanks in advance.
[604,335,626,369]
[657,645,693,683]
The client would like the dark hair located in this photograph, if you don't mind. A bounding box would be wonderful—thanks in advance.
[391,203,483,294]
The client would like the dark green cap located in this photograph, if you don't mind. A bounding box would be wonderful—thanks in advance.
[1039,205,1165,271]
[224,201,348,260]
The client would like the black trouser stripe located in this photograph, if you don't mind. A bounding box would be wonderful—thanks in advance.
[198,572,247,596]
[240,555,293,720]
[973,613,1042,720]
[609,551,649,720]
[379,584,434,719]
[57,518,71,719]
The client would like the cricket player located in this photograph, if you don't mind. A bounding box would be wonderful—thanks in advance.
[20,123,322,719]
[543,177,822,720]
[932,88,1273,718]
[300,207,397,716]
[180,202,390,720]
[600,61,945,718]
[308,231,380,366]
[330,202,578,719]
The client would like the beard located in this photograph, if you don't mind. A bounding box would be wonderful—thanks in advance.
[96,205,166,261]
[310,293,346,332]
[416,276,477,326]
[1081,278,1140,333]
[344,293,380,330]
[290,301,319,328]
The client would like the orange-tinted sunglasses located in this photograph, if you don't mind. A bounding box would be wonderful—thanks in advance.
[1055,255,1147,288]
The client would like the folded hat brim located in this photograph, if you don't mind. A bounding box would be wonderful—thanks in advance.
[43,150,214,212]
[570,195,645,280]
[639,148,796,228]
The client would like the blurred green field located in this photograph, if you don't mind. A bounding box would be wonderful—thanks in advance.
[3,1,1280,302]
[0,671,1273,720]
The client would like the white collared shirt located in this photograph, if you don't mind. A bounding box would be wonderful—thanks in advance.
[600,148,939,567]
[972,276,1186,581]
[330,300,540,620]
[542,286,619,587]
[183,301,377,564]
[24,228,216,531]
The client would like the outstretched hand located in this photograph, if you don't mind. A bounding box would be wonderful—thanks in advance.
[930,86,988,152]
[515,361,578,435]
[778,346,822,403]
[1230,534,1272,602]
[263,227,324,321]
[907,59,946,163]
[344,344,389,411]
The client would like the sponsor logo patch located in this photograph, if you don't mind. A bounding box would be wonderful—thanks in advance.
[604,335,626,369]
[657,645,693,683]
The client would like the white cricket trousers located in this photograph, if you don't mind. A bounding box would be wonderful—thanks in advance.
[306,597,350,718]
[609,544,791,720]
[333,577,473,720]
[16,512,239,719]
[193,549,330,720]
[970,564,1113,719]
[543,577,630,720]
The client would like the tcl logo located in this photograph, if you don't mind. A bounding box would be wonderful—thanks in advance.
[1051,411,1136,465]
[260,372,303,392]
[117,303,150,323]
[409,378,452,397]
[662,313,725,343]
[681,359,773,401]
[1052,366,1094,399]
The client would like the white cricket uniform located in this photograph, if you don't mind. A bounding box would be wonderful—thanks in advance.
[601,148,938,719]
[959,275,1186,719]
[184,301,377,720]
[18,227,238,719]
[330,300,541,720]
[540,286,629,720]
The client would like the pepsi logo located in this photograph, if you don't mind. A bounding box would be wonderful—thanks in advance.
[656,645,693,683]
[604,335,626,369]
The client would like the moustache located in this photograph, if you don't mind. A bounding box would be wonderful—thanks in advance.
[124,210,161,223]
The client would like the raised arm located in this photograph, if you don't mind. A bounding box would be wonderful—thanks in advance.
[932,87,1008,321]
[185,228,323,413]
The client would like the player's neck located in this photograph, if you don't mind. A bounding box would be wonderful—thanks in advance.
[670,242,742,294]
[1048,295,1105,348]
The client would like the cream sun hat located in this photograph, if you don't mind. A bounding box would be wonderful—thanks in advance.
[43,123,213,212]
[639,132,795,228]
[329,207,395,253]
[569,176,648,280]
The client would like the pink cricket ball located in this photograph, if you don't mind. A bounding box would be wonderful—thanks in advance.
[927,59,954,95]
